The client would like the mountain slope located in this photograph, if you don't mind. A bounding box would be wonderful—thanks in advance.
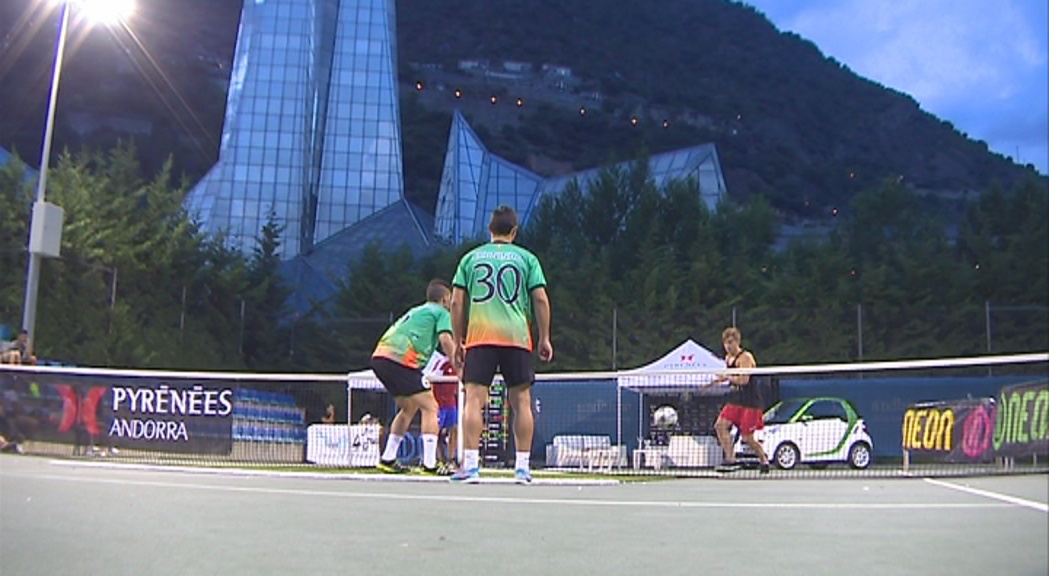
[0,0,1040,221]
[396,0,1041,216]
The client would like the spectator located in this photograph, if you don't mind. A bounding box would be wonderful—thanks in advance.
[0,344,18,365]
[1,330,36,365]
[321,403,336,424]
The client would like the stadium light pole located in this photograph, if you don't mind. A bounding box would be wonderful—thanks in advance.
[21,0,135,356]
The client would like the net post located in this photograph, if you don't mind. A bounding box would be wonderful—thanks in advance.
[902,448,909,473]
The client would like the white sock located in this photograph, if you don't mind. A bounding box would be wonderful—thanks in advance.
[515,451,531,472]
[464,449,479,471]
[422,434,438,469]
[382,433,403,462]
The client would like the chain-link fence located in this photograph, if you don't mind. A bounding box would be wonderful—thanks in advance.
[283,303,1046,372]
[609,303,1047,369]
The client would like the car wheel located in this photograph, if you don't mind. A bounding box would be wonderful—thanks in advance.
[848,442,872,469]
[773,443,799,470]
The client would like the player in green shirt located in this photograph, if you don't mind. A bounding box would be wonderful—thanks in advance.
[449,205,553,484]
[370,279,457,474]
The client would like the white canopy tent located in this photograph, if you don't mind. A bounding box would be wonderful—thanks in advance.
[346,369,384,391]
[615,339,728,446]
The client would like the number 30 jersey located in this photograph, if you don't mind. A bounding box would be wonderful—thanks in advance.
[452,241,546,351]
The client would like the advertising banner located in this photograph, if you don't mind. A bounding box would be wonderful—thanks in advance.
[993,381,1049,458]
[1,371,234,455]
[105,380,234,454]
[901,398,996,463]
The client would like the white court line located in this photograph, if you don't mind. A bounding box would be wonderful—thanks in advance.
[7,470,1010,510]
[46,460,619,486]
[923,478,1049,513]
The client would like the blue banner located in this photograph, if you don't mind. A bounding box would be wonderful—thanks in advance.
[1,371,233,455]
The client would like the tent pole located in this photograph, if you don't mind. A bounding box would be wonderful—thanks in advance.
[638,390,644,450]
[346,376,353,467]
[616,384,622,449]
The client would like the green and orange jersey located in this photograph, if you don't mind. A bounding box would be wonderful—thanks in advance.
[452,241,547,351]
[371,302,452,369]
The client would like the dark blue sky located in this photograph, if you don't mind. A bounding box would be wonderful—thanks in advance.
[746,0,1049,175]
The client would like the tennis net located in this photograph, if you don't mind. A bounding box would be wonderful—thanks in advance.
[561,352,1048,477]
[1,352,1045,478]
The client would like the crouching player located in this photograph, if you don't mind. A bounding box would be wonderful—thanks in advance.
[370,280,456,475]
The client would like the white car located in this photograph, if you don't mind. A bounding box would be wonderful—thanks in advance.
[735,396,874,470]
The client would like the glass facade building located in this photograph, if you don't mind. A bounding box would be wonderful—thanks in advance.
[181,1,729,311]
[185,0,404,257]
[434,112,545,242]
[435,111,728,244]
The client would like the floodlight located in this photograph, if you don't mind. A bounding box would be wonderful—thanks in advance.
[76,0,135,25]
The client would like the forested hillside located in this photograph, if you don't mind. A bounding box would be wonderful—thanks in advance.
[2,150,1044,370]
[395,0,1042,217]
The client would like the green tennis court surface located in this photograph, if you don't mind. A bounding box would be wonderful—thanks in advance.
[2,455,1045,576]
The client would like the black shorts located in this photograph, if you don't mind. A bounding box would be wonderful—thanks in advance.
[463,346,534,388]
[370,357,430,398]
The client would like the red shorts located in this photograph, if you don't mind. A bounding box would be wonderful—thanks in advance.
[718,404,765,436]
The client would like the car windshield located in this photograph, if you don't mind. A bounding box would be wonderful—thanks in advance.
[765,399,808,424]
